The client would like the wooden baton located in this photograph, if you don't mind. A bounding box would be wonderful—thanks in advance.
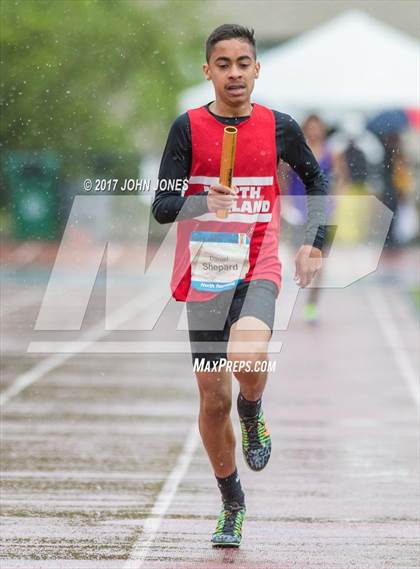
[216,126,238,219]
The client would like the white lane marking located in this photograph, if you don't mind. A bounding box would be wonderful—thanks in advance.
[367,288,419,409]
[0,285,166,407]
[0,352,69,407]
[124,425,200,568]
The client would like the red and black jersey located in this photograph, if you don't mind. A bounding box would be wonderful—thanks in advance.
[171,103,282,302]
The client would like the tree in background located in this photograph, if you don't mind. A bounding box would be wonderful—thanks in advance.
[1,0,205,178]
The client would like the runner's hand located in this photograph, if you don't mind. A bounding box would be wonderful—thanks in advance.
[294,245,322,288]
[207,184,238,213]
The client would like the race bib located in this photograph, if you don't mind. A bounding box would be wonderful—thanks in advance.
[189,231,250,292]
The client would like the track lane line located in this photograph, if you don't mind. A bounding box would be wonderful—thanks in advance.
[124,424,200,569]
[0,285,167,406]
[367,288,419,409]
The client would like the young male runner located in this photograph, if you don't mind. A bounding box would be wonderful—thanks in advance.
[152,24,326,547]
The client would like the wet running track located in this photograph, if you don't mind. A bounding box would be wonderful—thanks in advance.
[1,241,419,568]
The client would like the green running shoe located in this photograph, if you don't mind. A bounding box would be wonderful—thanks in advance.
[211,503,246,547]
[240,411,272,471]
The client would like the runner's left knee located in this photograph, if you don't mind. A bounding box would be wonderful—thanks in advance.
[226,349,268,380]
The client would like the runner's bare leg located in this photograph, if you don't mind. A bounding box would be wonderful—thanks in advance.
[195,369,236,478]
[195,317,271,478]
[228,316,271,399]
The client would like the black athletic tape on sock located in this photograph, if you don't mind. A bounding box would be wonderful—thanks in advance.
[216,468,245,507]
[237,392,262,418]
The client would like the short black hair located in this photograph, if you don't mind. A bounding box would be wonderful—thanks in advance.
[206,24,256,62]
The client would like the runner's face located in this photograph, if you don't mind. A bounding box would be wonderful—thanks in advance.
[203,39,259,108]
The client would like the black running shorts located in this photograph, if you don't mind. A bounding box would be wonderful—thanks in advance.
[186,279,278,365]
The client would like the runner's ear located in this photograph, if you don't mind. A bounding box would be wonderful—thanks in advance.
[203,63,211,81]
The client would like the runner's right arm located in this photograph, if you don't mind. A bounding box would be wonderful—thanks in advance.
[152,114,210,223]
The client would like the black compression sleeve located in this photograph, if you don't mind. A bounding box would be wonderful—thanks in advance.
[152,113,209,224]
[274,112,328,250]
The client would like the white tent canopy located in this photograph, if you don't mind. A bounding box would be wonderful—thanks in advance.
[179,11,419,116]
